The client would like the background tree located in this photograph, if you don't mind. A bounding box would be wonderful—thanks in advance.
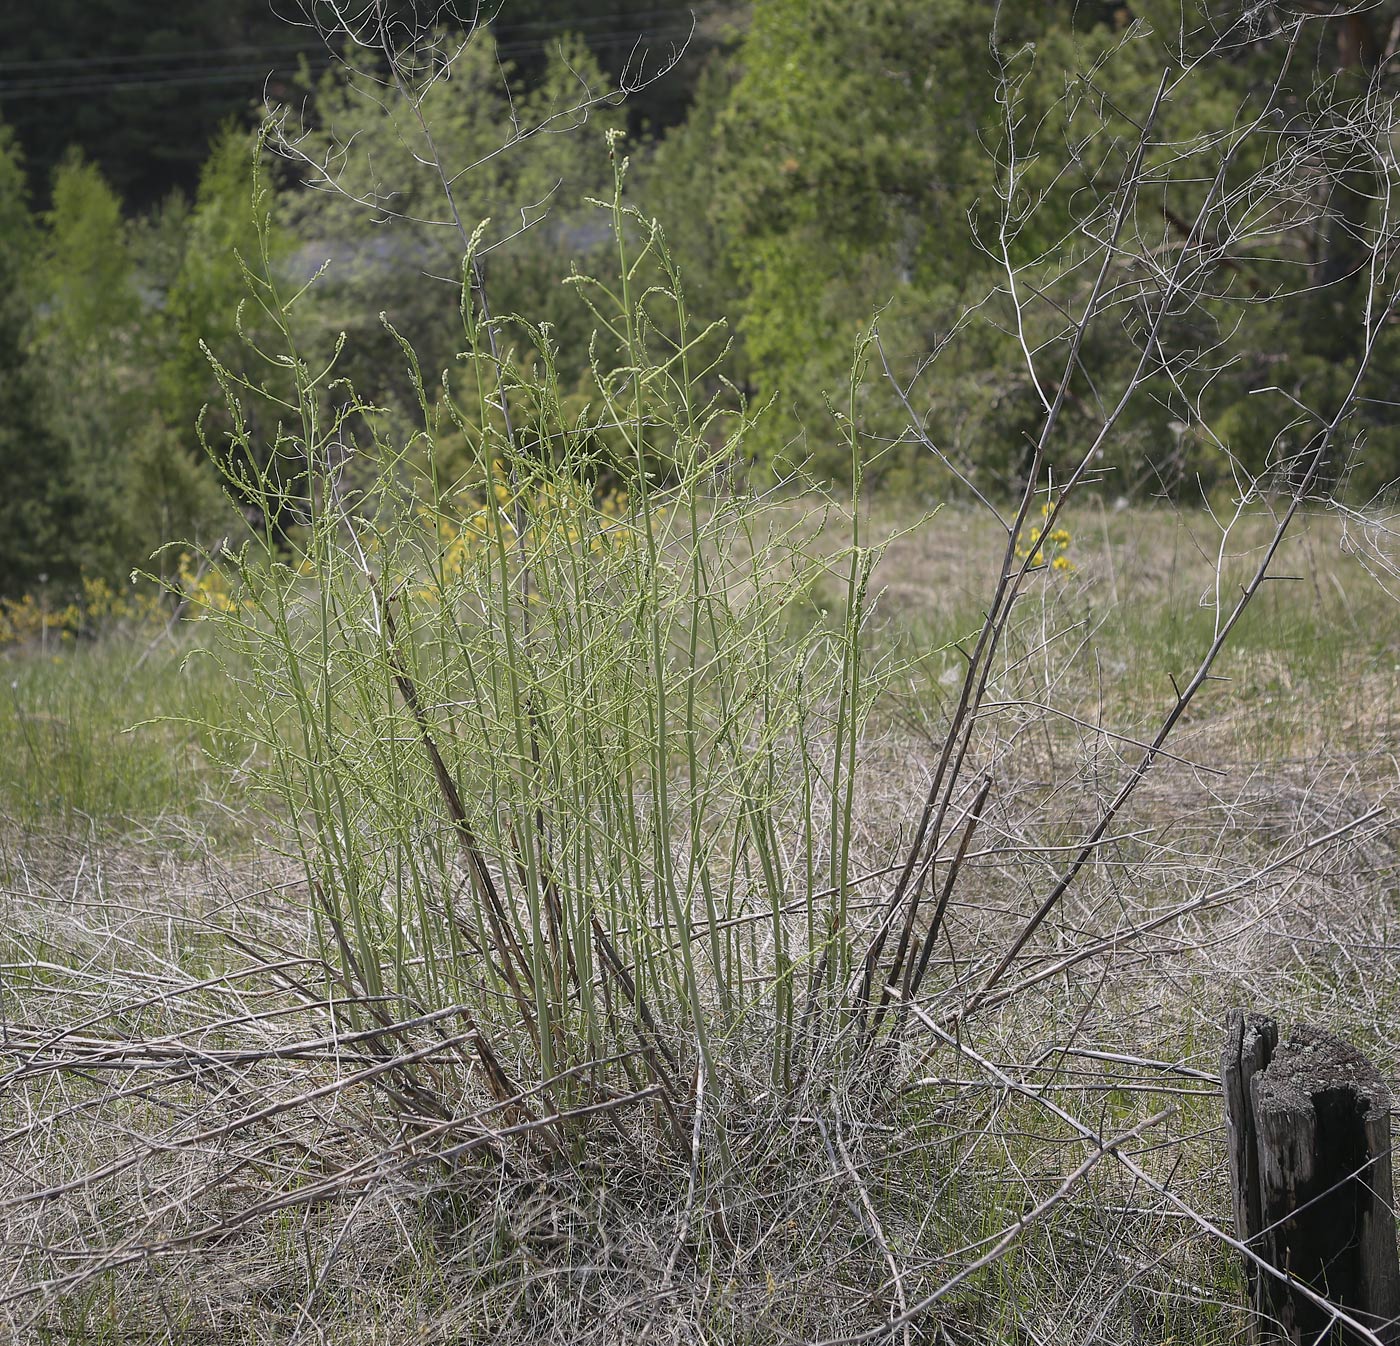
[0,0,715,208]
[704,0,1121,483]
[28,152,141,583]
[272,28,627,475]
[0,126,69,593]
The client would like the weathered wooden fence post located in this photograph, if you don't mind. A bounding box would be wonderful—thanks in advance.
[1223,1010,1400,1345]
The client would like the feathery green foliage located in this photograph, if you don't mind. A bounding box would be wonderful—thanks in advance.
[194,146,887,1123]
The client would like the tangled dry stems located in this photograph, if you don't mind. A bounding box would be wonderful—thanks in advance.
[2,506,1397,1344]
[7,0,1400,1332]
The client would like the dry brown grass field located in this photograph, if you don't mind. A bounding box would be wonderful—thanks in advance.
[2,500,1398,1344]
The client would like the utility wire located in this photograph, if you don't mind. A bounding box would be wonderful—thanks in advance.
[0,43,314,74]
[0,42,698,101]
[0,5,719,74]
[0,20,705,100]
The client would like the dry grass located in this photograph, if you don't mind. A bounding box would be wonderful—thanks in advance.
[2,501,1398,1344]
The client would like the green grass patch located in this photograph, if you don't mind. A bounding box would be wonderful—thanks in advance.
[0,632,242,834]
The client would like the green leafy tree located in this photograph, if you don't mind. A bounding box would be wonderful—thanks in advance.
[644,55,746,360]
[31,152,146,580]
[708,0,1005,480]
[41,150,137,351]
[124,187,229,560]
[29,150,223,583]
[275,31,623,428]
[159,123,272,436]
[0,125,70,594]
[701,0,1364,495]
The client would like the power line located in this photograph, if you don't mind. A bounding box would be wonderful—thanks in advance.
[0,24,703,102]
[0,62,336,100]
[0,6,719,75]
[0,43,312,75]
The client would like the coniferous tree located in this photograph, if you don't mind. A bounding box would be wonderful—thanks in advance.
[0,126,70,593]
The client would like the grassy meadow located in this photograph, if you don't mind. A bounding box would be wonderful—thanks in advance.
[9,0,1400,1339]
[2,498,1397,1344]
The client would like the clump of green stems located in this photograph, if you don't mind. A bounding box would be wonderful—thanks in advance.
[193,142,886,1146]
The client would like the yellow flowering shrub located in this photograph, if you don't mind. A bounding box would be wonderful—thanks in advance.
[0,575,168,649]
[412,471,648,605]
[174,552,245,616]
[1015,502,1075,574]
[0,554,248,650]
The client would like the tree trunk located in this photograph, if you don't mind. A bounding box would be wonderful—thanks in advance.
[1223,1013,1400,1345]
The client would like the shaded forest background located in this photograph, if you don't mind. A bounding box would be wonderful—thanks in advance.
[1,0,1397,597]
